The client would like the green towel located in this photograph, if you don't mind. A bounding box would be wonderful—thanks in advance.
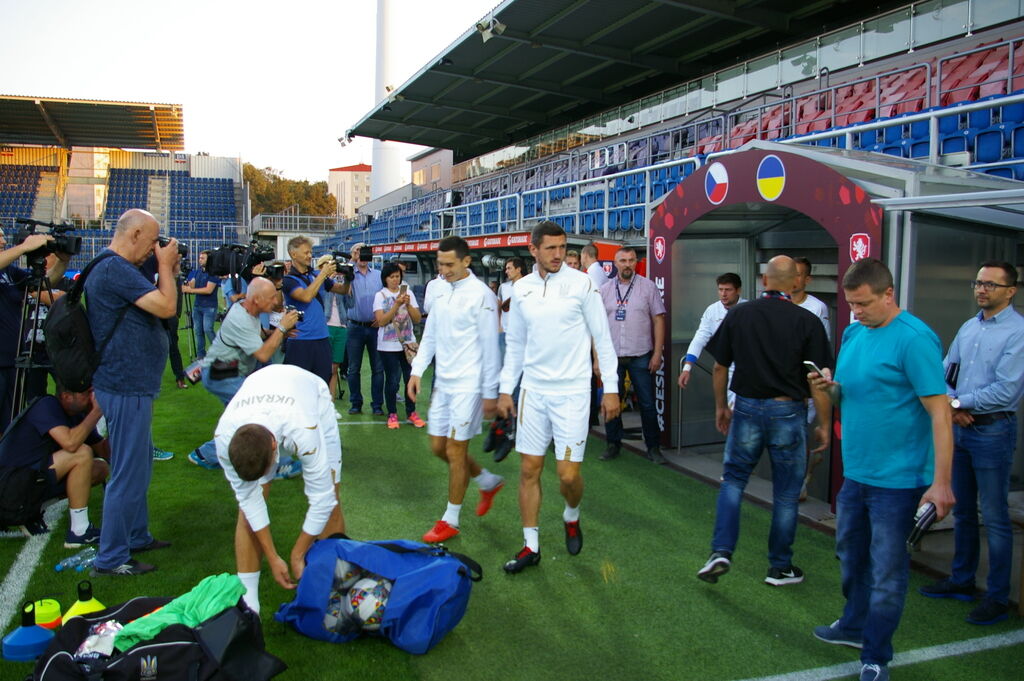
[114,573,246,651]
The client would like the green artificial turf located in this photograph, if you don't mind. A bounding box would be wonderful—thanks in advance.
[2,337,1022,681]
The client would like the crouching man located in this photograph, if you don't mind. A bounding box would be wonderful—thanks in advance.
[0,383,108,545]
[215,364,347,614]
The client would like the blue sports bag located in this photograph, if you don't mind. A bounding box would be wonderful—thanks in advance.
[274,537,482,654]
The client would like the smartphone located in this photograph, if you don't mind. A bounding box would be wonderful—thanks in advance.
[803,360,824,376]
[399,283,408,296]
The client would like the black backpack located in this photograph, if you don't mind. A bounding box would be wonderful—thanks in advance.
[44,252,127,392]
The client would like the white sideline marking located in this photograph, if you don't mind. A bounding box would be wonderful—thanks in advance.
[736,628,1024,681]
[0,500,66,632]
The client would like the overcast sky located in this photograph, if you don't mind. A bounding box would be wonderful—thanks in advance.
[0,0,499,182]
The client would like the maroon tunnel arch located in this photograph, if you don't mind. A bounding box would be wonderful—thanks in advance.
[647,148,883,497]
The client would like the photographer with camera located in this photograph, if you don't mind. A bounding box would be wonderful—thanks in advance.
[85,209,180,576]
[182,250,221,359]
[280,236,345,385]
[0,229,71,431]
[188,277,300,470]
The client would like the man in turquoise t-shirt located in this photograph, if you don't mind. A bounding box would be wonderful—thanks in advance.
[808,258,954,681]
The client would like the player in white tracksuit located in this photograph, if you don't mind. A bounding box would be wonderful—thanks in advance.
[215,364,346,614]
[497,221,619,573]
[408,236,505,544]
[677,273,746,408]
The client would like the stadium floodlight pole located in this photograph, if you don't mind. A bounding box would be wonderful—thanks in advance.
[370,0,404,201]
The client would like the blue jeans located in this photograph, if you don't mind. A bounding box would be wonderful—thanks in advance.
[346,324,384,411]
[192,305,217,358]
[836,479,926,667]
[604,353,661,449]
[93,390,156,570]
[950,416,1017,604]
[380,350,415,416]
[195,365,246,465]
[711,397,806,568]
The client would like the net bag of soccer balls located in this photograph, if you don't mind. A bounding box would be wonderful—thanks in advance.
[276,536,482,654]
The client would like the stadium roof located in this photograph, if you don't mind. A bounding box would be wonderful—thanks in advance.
[347,0,907,162]
[330,163,372,172]
[0,95,185,150]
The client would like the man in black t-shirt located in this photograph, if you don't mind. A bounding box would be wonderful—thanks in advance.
[0,384,108,545]
[697,255,832,588]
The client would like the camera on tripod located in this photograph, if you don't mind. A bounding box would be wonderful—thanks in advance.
[263,261,286,280]
[157,235,190,258]
[14,219,82,268]
[206,240,275,277]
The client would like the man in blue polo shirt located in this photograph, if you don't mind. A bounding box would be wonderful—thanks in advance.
[344,242,384,415]
[183,250,221,359]
[810,258,954,681]
[86,209,180,576]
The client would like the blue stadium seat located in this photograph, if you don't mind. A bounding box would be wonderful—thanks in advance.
[975,127,1007,163]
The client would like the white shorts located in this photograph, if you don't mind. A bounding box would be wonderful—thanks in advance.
[516,389,590,462]
[427,390,484,441]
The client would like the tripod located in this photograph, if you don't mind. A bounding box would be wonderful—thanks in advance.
[11,257,57,424]
[181,278,197,361]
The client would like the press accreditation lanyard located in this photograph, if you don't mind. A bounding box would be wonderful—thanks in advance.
[614,277,636,321]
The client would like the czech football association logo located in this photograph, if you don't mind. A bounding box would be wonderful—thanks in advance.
[850,233,870,262]
[653,235,666,263]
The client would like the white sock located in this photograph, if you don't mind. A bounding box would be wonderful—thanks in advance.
[523,527,539,552]
[563,503,580,523]
[69,507,89,535]
[473,469,502,490]
[239,571,261,615]
[441,503,462,527]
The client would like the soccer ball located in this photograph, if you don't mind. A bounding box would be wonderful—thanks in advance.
[333,559,364,591]
[347,576,392,632]
[322,589,347,632]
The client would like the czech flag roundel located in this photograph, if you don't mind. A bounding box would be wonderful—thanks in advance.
[704,162,729,205]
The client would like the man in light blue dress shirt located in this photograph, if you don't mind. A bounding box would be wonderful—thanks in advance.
[919,261,1024,626]
[345,243,384,415]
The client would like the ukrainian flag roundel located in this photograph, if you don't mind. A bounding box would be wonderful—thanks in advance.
[756,155,785,201]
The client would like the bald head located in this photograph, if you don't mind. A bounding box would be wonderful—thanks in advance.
[243,276,279,314]
[763,255,798,293]
[116,208,157,234]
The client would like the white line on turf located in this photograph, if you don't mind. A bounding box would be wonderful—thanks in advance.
[736,628,1024,681]
[0,500,66,632]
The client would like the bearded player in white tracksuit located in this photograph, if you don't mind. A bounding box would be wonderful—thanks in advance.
[215,364,346,614]
[408,236,505,544]
[497,221,620,574]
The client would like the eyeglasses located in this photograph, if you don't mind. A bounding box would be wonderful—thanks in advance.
[970,280,1014,291]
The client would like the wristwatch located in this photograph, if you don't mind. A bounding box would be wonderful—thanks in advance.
[950,398,961,409]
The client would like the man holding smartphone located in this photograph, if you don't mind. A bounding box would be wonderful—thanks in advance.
[697,256,831,587]
[809,258,953,681]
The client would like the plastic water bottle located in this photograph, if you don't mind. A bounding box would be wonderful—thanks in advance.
[75,553,99,572]
[55,547,97,572]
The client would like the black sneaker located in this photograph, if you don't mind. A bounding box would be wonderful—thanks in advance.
[348,406,362,415]
[765,565,804,586]
[600,443,620,461]
[647,447,667,464]
[966,598,1009,625]
[564,520,583,555]
[918,578,975,602]
[697,551,731,583]
[64,524,101,549]
[91,558,156,576]
[372,408,386,416]
[21,518,50,536]
[503,547,541,574]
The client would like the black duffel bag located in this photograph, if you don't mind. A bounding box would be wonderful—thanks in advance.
[28,597,286,681]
